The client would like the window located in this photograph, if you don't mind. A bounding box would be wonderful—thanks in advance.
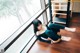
[0,0,41,45]
[5,25,34,53]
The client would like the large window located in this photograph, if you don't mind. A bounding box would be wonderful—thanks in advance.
[0,0,41,45]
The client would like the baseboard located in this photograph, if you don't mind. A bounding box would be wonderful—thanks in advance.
[72,12,80,14]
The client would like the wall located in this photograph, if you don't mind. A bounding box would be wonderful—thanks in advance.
[72,2,80,12]
[72,0,80,12]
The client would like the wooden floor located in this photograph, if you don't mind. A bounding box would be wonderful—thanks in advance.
[28,14,80,53]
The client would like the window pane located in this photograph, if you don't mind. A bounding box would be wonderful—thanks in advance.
[45,0,48,4]
[46,8,50,22]
[5,25,34,53]
[38,15,44,24]
[19,0,41,23]
[0,0,41,44]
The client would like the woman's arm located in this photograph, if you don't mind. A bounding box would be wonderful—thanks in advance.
[37,33,51,44]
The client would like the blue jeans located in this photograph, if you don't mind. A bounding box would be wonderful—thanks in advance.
[45,23,65,41]
[48,23,65,33]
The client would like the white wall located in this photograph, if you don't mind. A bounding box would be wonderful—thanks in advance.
[72,2,80,12]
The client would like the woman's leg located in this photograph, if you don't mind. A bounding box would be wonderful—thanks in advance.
[48,23,65,32]
[45,30,61,41]
[61,36,71,41]
[48,23,76,32]
[65,27,76,32]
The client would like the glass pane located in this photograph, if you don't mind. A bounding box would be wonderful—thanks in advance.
[19,0,41,23]
[46,8,50,22]
[45,0,48,4]
[5,25,34,53]
[0,0,41,44]
[38,15,44,24]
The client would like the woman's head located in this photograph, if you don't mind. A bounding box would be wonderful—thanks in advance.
[32,19,42,33]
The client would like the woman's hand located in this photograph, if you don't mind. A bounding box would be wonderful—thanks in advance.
[48,37,52,40]
[48,37,61,44]
[51,39,61,44]
[57,32,61,36]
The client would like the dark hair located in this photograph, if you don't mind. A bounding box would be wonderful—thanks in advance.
[32,19,42,34]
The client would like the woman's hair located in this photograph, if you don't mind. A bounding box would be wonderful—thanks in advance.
[32,19,42,34]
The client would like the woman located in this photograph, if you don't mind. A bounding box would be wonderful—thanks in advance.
[32,19,76,44]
